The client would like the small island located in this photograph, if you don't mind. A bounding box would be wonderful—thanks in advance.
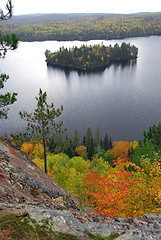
[45,42,138,71]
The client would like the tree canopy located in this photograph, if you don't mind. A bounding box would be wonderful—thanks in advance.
[1,13,161,41]
[45,43,138,71]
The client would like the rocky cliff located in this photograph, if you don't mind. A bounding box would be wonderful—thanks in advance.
[0,137,160,239]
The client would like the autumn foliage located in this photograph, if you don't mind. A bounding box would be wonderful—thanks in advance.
[2,13,161,42]
[20,142,34,157]
[75,145,87,159]
[84,158,161,217]
[21,137,161,218]
[110,140,130,160]
[84,159,134,217]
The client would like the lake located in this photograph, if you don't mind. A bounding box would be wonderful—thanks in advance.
[1,36,161,142]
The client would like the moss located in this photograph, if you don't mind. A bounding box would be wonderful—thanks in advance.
[0,213,81,240]
[84,229,120,240]
[0,213,120,240]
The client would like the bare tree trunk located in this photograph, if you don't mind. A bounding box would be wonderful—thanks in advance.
[42,134,47,174]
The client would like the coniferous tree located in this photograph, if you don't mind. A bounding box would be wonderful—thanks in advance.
[48,135,64,153]
[94,125,101,149]
[63,138,75,158]
[0,0,18,119]
[88,137,95,160]
[20,88,64,174]
[103,133,110,151]
[0,0,13,20]
[73,130,80,149]
[82,136,86,146]
[100,139,103,149]
[85,127,93,151]
[109,137,113,149]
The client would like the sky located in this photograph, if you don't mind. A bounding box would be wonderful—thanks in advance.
[1,0,161,15]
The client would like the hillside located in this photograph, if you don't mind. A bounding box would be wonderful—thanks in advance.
[0,137,161,239]
[1,13,161,41]
[2,12,161,25]
[1,13,124,24]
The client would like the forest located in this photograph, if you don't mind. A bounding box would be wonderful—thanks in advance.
[45,43,138,70]
[10,122,161,218]
[1,13,161,41]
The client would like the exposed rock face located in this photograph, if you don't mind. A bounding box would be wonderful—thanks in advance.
[0,137,161,239]
[0,137,80,210]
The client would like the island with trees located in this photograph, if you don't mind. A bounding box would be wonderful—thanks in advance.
[45,42,138,71]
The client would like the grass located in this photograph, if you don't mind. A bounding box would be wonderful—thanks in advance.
[84,230,120,240]
[0,213,120,240]
[0,213,80,240]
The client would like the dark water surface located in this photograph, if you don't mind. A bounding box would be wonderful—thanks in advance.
[1,36,161,141]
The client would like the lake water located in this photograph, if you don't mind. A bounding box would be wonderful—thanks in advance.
[1,36,161,142]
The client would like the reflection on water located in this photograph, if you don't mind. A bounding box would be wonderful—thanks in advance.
[47,58,137,77]
[1,37,161,142]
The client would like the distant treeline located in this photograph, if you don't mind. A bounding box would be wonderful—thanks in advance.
[45,43,138,71]
[11,126,113,160]
[1,13,161,41]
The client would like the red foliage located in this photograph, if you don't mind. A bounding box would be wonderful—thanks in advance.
[84,169,133,217]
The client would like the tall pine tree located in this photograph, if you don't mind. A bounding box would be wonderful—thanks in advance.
[88,137,95,160]
[20,89,64,173]
[85,127,93,151]
[73,130,80,149]
[94,125,101,149]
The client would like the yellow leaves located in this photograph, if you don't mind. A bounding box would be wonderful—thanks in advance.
[110,140,130,162]
[90,155,110,176]
[32,157,44,171]
[75,145,87,159]
[20,142,34,157]
[33,144,45,159]
[31,137,161,218]
[130,140,139,150]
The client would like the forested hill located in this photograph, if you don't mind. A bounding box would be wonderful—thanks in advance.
[1,12,161,41]
[1,13,123,24]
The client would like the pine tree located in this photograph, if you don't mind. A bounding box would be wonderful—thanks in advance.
[0,0,13,20]
[94,126,101,148]
[88,137,95,160]
[20,88,64,173]
[109,137,113,149]
[73,130,80,149]
[103,133,109,151]
[63,138,75,158]
[47,135,64,153]
[82,136,86,146]
[85,127,93,151]
[0,0,18,119]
